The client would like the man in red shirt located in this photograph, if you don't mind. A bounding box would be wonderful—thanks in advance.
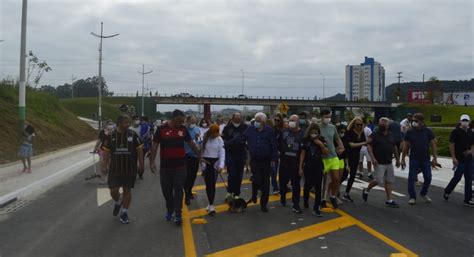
[150,109,200,225]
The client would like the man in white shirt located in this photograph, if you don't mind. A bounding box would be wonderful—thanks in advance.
[358,118,373,180]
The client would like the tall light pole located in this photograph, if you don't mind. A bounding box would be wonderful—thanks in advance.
[320,73,325,99]
[91,22,119,130]
[138,64,153,116]
[18,0,28,132]
[71,75,76,98]
[241,69,244,95]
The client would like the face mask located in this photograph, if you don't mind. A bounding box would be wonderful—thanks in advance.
[323,118,331,124]
[189,124,196,129]
[340,133,345,137]
[310,133,318,139]
[411,121,419,128]
[254,122,262,129]
[460,121,469,128]
[233,122,240,128]
[202,123,208,128]
[107,125,114,130]
[134,120,140,126]
[288,121,297,128]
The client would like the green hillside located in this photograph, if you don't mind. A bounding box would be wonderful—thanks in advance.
[398,104,474,127]
[0,84,97,164]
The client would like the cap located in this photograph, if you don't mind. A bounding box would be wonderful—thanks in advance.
[460,114,470,121]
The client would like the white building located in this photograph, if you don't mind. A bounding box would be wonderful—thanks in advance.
[345,57,385,101]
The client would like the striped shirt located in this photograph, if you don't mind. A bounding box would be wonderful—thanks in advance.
[102,129,143,175]
[154,123,192,170]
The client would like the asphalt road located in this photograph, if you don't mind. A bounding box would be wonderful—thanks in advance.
[0,159,473,257]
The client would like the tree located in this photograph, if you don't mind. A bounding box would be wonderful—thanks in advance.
[27,51,52,87]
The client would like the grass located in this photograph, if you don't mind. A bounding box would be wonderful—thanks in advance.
[401,104,474,127]
[431,128,452,157]
[60,97,122,121]
[0,84,97,164]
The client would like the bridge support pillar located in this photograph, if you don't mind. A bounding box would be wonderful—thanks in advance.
[331,107,346,124]
[204,103,211,121]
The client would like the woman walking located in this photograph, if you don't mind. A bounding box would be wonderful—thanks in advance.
[19,124,36,173]
[201,124,225,214]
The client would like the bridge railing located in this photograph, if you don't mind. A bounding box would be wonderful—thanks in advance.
[111,93,320,101]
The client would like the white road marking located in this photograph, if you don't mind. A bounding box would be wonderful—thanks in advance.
[97,187,122,207]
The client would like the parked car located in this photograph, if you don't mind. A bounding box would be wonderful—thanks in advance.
[173,93,194,98]
[237,94,248,99]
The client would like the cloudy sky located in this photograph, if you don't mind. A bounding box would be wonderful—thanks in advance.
[1,0,473,101]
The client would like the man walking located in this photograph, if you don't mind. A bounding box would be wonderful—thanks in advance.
[221,113,248,198]
[101,115,144,224]
[362,118,401,207]
[150,110,200,225]
[241,112,278,212]
[401,113,438,205]
[279,114,305,213]
[444,114,474,207]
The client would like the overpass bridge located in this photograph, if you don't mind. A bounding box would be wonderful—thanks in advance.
[111,93,398,120]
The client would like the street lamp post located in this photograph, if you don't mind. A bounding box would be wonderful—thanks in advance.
[91,22,119,130]
[138,65,153,117]
[18,0,28,132]
[71,75,76,98]
[320,73,325,99]
[241,69,244,95]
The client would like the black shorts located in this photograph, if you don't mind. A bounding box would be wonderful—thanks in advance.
[108,173,137,189]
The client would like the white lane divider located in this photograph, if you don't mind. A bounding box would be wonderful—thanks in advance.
[342,179,406,197]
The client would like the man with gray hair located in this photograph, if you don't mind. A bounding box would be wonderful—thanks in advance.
[240,112,278,212]
[362,117,401,208]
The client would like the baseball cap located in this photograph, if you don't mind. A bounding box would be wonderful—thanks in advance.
[460,114,470,121]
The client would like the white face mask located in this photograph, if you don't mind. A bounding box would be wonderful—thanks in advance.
[107,125,114,130]
[411,121,419,128]
[310,133,318,139]
[233,122,240,128]
[288,121,297,128]
[323,118,331,124]
[189,123,196,129]
[202,123,208,128]
[460,121,469,128]
[134,120,140,126]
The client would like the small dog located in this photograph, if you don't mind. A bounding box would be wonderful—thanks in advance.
[226,195,248,213]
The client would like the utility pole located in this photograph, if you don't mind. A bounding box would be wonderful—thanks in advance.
[138,64,153,116]
[422,73,425,83]
[18,0,28,132]
[397,72,403,102]
[241,69,244,95]
[91,22,119,130]
[71,75,76,98]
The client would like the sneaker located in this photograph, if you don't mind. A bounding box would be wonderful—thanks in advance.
[420,195,432,203]
[303,202,309,209]
[385,200,400,208]
[206,205,211,212]
[165,212,173,221]
[312,209,323,217]
[320,200,327,209]
[337,197,344,205]
[443,192,449,201]
[408,198,416,205]
[329,197,338,209]
[292,205,302,214]
[271,190,280,195]
[113,203,122,216]
[362,189,368,202]
[463,200,474,207]
[208,205,216,214]
[280,198,286,207]
[261,205,269,213]
[119,212,130,224]
[174,214,183,225]
[343,193,354,202]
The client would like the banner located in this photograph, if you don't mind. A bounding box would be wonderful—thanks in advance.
[407,90,431,104]
[443,92,474,106]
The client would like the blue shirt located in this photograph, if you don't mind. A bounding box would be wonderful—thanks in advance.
[243,125,278,162]
[404,127,435,161]
[184,127,201,157]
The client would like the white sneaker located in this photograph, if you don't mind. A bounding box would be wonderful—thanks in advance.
[208,205,216,214]
[206,205,211,212]
[408,198,416,205]
[337,197,344,205]
[421,195,432,203]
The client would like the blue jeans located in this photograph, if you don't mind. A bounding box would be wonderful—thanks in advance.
[226,154,246,196]
[445,160,472,203]
[408,159,432,199]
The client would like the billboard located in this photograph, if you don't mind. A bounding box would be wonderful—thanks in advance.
[443,92,474,106]
[408,90,431,104]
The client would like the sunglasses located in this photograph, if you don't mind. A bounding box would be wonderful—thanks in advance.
[461,119,469,122]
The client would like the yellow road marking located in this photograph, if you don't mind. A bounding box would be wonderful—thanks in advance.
[206,216,356,257]
[182,205,197,257]
[192,179,251,191]
[335,209,418,257]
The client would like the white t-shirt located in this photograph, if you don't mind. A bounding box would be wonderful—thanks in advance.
[400,118,411,134]
[202,136,225,169]
[361,126,372,152]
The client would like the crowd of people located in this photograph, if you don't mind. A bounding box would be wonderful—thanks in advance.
[94,109,474,225]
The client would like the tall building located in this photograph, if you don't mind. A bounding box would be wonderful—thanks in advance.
[345,57,385,101]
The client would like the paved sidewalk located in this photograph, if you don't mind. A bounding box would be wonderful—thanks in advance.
[0,141,96,206]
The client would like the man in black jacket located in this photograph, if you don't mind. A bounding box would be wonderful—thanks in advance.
[222,113,248,197]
